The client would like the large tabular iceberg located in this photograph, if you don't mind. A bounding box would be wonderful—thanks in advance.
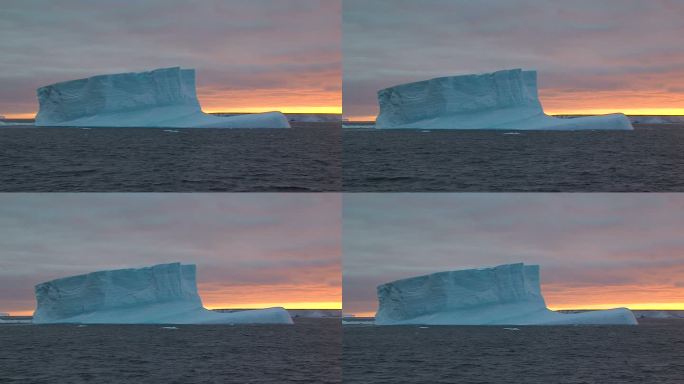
[375,263,637,325]
[375,69,633,130]
[35,67,290,128]
[33,263,293,325]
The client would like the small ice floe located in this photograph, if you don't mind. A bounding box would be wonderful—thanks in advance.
[161,326,178,330]
[504,327,520,331]
[76,324,88,328]
[342,320,375,326]
[420,130,431,133]
[342,124,376,129]
[163,129,181,133]
[80,128,92,130]
[503,132,521,135]
[418,326,429,329]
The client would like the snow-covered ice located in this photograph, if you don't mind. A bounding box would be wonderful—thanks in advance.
[35,67,290,128]
[375,69,633,130]
[375,263,637,325]
[33,263,293,325]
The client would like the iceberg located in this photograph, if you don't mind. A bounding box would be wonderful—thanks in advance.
[375,69,633,130]
[375,263,637,325]
[33,263,293,325]
[35,67,290,128]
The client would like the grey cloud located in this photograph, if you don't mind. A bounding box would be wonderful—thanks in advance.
[0,193,341,312]
[343,194,684,312]
[0,0,340,114]
[343,0,684,117]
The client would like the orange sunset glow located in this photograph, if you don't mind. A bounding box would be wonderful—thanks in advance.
[543,284,684,311]
[2,88,342,119]
[198,86,341,115]
[344,92,684,122]
[199,282,341,310]
[346,284,684,317]
[5,283,341,317]
[540,89,684,117]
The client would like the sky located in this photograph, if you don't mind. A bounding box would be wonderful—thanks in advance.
[344,194,684,316]
[0,0,341,118]
[343,0,684,120]
[0,194,341,316]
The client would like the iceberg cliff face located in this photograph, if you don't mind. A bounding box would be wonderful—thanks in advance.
[35,67,290,128]
[375,69,633,130]
[375,263,637,325]
[33,263,293,325]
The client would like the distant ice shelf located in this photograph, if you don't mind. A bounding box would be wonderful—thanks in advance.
[375,69,633,130]
[34,67,290,128]
[375,263,637,325]
[33,263,293,325]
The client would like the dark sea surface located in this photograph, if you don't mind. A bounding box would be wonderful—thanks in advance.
[343,319,684,384]
[0,318,341,384]
[343,125,684,191]
[0,123,340,192]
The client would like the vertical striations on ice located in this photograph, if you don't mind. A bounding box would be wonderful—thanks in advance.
[375,263,637,325]
[33,263,293,324]
[35,67,291,128]
[375,69,633,130]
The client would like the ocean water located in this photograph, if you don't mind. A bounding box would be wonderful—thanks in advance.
[0,123,340,192]
[342,319,684,383]
[343,125,684,191]
[0,318,341,384]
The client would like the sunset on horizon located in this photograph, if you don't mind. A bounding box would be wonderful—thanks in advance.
[343,0,684,121]
[343,194,684,317]
[0,194,341,317]
[0,0,341,119]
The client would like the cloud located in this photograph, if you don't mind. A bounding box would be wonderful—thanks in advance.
[343,0,684,118]
[0,193,341,313]
[343,194,684,314]
[0,0,341,116]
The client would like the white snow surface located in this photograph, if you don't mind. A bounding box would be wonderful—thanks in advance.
[375,69,633,130]
[33,263,293,325]
[35,67,290,128]
[375,263,637,326]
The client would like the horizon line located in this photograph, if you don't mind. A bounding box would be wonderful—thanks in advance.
[344,112,684,122]
[1,110,343,120]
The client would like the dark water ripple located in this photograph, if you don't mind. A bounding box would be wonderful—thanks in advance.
[0,124,340,192]
[0,319,341,384]
[343,319,684,384]
[343,125,684,191]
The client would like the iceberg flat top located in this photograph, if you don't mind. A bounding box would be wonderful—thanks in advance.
[375,263,637,326]
[375,69,633,130]
[35,67,290,128]
[33,262,293,325]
